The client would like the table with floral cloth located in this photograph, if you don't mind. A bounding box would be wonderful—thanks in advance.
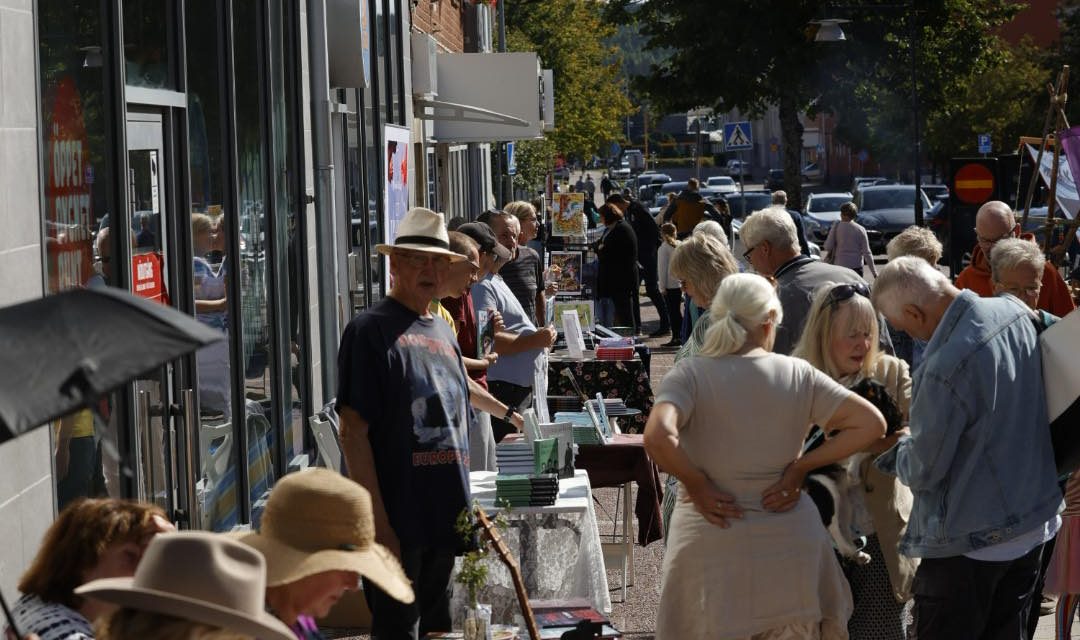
[546,354,654,434]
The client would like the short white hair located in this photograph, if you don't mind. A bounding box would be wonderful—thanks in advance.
[886,225,943,265]
[739,206,799,253]
[693,219,728,246]
[989,238,1045,283]
[700,273,783,357]
[870,256,951,317]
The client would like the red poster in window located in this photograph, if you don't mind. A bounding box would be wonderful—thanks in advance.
[45,76,94,293]
[132,252,168,305]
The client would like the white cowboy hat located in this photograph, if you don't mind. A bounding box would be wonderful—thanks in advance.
[238,468,415,603]
[375,207,466,261]
[76,532,295,640]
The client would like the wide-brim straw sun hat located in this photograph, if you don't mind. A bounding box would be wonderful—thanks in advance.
[374,207,466,262]
[238,468,415,604]
[76,532,295,640]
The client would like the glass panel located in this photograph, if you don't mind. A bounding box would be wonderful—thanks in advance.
[373,0,387,124]
[123,0,174,89]
[361,86,383,300]
[185,0,237,530]
[234,0,277,515]
[386,0,400,123]
[38,0,124,507]
[268,0,306,463]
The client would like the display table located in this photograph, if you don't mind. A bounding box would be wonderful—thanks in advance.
[576,434,664,546]
[546,354,654,433]
[451,470,611,626]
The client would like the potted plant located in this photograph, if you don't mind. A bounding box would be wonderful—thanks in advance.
[455,503,508,640]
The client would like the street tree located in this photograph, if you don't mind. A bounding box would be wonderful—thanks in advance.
[504,0,632,186]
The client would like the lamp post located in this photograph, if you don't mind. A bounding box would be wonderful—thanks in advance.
[814,9,924,226]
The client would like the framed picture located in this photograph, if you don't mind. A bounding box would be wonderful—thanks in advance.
[552,300,595,332]
[476,307,496,359]
[548,251,583,296]
[382,124,411,292]
[552,192,586,237]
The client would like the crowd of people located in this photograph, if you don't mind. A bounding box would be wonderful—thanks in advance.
[5,184,1078,640]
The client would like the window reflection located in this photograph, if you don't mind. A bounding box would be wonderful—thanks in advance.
[123,0,173,88]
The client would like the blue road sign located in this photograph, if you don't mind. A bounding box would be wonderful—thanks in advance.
[723,121,753,151]
[506,142,516,176]
[978,133,992,154]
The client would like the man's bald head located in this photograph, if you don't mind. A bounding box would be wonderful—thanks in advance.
[974,200,1019,253]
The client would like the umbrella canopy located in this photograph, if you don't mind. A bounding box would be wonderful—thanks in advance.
[0,287,224,442]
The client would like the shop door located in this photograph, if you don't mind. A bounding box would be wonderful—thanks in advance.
[126,111,197,526]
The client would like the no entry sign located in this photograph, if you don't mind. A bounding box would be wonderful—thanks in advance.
[953,163,996,204]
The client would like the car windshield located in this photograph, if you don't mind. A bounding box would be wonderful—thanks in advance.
[725,194,773,218]
[708,177,735,186]
[808,196,851,213]
[861,188,924,211]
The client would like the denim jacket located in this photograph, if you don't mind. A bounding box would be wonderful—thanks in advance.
[875,291,1061,559]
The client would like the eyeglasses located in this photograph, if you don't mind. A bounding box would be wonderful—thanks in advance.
[825,282,871,309]
[998,283,1042,299]
[975,228,1014,245]
[396,250,451,270]
[742,244,757,261]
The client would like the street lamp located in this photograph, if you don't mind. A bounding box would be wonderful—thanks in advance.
[813,10,924,226]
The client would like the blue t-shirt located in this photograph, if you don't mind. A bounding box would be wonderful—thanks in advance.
[472,274,541,387]
[336,296,471,550]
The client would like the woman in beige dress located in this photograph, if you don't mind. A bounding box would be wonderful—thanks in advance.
[644,273,886,639]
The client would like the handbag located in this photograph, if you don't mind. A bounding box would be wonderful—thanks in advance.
[1033,308,1080,474]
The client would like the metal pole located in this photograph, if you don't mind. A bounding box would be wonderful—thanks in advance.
[911,9,924,226]
[495,0,507,206]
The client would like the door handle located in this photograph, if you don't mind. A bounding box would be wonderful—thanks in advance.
[178,388,202,530]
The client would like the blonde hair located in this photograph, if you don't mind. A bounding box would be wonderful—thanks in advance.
[989,237,1046,283]
[886,225,942,264]
[191,213,214,236]
[669,233,738,303]
[660,222,679,248]
[740,206,799,253]
[693,220,728,246]
[793,283,880,379]
[502,200,537,221]
[97,609,251,640]
[699,273,783,357]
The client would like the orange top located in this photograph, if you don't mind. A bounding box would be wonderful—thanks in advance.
[954,235,1076,317]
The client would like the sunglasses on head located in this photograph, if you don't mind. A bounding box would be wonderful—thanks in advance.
[825,282,870,309]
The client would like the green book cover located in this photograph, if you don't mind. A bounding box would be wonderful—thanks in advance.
[533,438,560,475]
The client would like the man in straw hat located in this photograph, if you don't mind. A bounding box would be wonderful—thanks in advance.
[239,468,414,639]
[336,207,472,639]
[75,532,295,640]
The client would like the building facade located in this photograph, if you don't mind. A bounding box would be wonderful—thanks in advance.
[0,0,548,596]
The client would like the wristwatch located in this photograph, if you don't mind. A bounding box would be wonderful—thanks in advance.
[503,406,516,423]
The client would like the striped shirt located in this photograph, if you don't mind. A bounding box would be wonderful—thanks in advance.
[7,593,93,640]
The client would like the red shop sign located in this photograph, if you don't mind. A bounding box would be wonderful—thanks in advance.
[131,252,167,305]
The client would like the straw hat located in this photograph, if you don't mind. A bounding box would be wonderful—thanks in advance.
[375,207,466,261]
[75,532,294,640]
[238,468,415,603]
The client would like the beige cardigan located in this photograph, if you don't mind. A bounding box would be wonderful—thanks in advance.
[844,354,920,603]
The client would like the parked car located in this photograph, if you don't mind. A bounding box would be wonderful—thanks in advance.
[764,169,785,191]
[921,184,949,201]
[801,162,821,182]
[611,160,631,179]
[851,176,887,194]
[801,192,854,244]
[705,175,739,194]
[622,149,645,175]
[854,185,932,254]
[725,159,751,179]
[636,172,672,197]
[720,190,773,220]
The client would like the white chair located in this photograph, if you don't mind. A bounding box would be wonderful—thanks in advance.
[309,411,344,474]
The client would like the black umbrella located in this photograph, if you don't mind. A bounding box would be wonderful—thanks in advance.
[0,287,224,442]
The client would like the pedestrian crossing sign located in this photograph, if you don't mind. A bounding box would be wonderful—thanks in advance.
[724,121,753,151]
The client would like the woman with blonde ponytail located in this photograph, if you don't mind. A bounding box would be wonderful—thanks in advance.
[644,273,887,639]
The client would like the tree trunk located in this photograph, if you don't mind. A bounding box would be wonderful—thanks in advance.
[779,93,805,209]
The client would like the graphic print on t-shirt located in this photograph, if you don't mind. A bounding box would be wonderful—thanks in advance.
[396,330,470,467]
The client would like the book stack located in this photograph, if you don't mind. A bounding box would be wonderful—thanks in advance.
[494,474,559,507]
[595,336,636,361]
[553,411,606,445]
[586,398,629,416]
[495,442,535,476]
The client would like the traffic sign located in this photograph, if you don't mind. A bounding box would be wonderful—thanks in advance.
[953,162,996,204]
[723,121,753,151]
[978,133,992,154]
[857,149,869,162]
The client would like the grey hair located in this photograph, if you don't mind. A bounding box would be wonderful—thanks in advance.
[870,256,952,317]
[886,225,943,265]
[699,273,783,357]
[739,206,799,253]
[693,219,728,246]
[988,238,1045,283]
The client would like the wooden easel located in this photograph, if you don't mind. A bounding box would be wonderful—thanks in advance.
[475,508,541,640]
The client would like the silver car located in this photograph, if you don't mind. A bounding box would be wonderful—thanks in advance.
[801,192,854,244]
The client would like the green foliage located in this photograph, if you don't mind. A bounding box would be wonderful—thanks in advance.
[505,0,634,161]
[512,138,557,194]
[454,503,509,607]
